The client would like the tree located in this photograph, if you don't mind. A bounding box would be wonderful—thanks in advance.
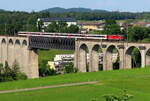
[128,26,149,41]
[67,25,79,33]
[45,21,58,32]
[45,21,79,33]
[37,20,44,32]
[64,62,74,73]
[39,60,56,77]
[103,19,121,34]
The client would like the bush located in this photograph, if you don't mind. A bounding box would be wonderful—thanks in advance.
[103,90,133,101]
[64,62,74,73]
[0,61,27,82]
[63,62,78,74]
[15,72,28,80]
[39,60,57,77]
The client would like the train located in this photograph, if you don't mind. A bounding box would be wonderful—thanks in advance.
[18,32,124,40]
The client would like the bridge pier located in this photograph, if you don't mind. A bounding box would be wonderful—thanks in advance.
[141,50,146,68]
[28,49,39,78]
[89,50,99,72]
[119,48,125,69]
[146,49,150,66]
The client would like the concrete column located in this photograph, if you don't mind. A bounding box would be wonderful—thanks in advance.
[8,44,14,67]
[28,49,39,78]
[146,50,150,66]
[89,50,99,72]
[141,50,146,68]
[106,51,113,70]
[74,39,78,69]
[78,48,87,72]
[125,53,132,69]
[119,49,124,69]
[103,51,107,71]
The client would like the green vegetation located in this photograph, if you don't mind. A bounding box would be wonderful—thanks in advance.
[103,90,133,101]
[39,61,57,77]
[0,61,27,82]
[128,26,150,42]
[0,68,150,101]
[44,21,79,33]
[1,10,150,35]
[103,19,121,34]
[63,62,78,73]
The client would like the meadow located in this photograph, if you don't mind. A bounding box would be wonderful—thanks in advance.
[0,68,150,101]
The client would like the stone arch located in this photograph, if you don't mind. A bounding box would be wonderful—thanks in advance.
[105,45,119,70]
[125,46,141,69]
[79,43,89,72]
[15,39,21,48]
[146,48,150,66]
[90,44,103,72]
[2,38,6,45]
[8,39,13,46]
[22,40,27,47]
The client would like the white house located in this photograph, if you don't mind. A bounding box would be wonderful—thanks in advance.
[37,18,77,28]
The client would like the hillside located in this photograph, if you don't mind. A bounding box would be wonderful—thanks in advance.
[0,9,5,12]
[40,7,108,13]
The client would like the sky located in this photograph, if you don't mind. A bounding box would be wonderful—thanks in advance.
[0,0,150,12]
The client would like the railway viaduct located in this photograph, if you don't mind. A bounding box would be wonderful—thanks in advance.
[0,35,150,78]
[74,38,150,72]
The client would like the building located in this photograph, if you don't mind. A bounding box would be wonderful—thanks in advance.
[37,18,77,28]
[48,61,55,70]
[134,22,150,27]
[78,22,104,32]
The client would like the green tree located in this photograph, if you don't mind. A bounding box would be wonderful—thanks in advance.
[37,20,44,31]
[67,25,79,33]
[64,62,74,73]
[45,21,58,32]
[39,60,56,77]
[103,19,121,34]
[128,26,149,41]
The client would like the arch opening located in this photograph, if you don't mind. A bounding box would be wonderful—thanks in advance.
[2,39,6,45]
[106,45,120,70]
[9,39,13,46]
[125,46,141,69]
[22,40,27,47]
[15,40,20,45]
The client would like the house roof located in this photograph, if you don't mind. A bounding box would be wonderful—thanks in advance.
[135,22,150,27]
[78,22,104,26]
[39,18,76,22]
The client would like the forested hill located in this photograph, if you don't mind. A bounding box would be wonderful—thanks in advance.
[0,9,5,12]
[40,7,108,13]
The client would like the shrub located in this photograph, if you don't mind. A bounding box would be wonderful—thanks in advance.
[103,90,133,101]
[64,62,74,73]
[39,60,57,77]
[0,61,27,82]
[15,72,27,80]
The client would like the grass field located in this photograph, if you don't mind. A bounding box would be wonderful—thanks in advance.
[1,68,150,101]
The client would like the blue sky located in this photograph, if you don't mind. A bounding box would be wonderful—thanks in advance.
[0,0,150,12]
